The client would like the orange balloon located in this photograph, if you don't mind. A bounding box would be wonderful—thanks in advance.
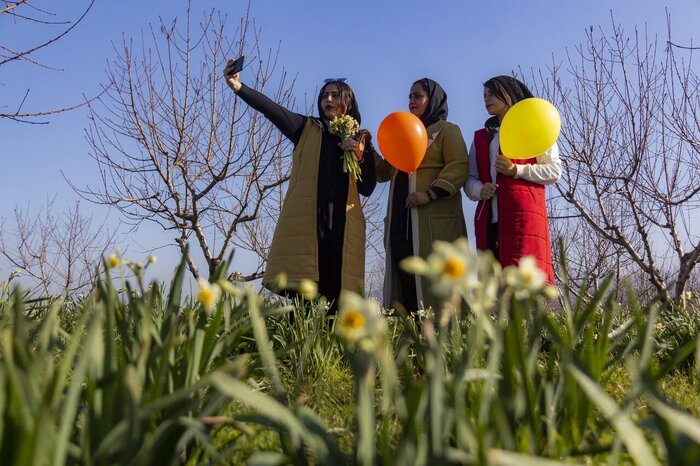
[377,111,428,173]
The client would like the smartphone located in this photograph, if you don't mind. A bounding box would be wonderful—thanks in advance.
[225,56,244,76]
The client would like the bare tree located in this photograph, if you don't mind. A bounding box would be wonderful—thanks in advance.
[0,199,117,297]
[0,0,97,123]
[72,3,296,280]
[548,207,658,303]
[531,15,700,303]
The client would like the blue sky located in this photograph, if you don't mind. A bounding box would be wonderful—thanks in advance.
[1,0,699,284]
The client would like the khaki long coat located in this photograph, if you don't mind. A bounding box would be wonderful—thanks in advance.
[263,119,366,292]
[377,120,469,311]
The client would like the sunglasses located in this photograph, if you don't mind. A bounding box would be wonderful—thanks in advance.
[323,78,348,84]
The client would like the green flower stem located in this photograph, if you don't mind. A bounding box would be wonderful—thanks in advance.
[342,150,362,182]
[353,350,376,466]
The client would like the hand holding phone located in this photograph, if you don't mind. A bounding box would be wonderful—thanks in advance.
[224,56,244,92]
[225,56,244,77]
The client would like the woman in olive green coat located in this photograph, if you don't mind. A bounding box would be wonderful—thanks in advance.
[375,78,469,313]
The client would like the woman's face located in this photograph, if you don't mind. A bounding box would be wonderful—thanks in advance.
[320,84,344,120]
[408,83,429,118]
[484,86,509,120]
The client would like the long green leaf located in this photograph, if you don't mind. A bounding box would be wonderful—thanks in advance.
[209,372,325,454]
[246,288,286,402]
[568,364,660,466]
[54,310,104,466]
[646,388,700,444]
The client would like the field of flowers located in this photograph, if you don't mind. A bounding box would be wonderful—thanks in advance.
[0,240,699,465]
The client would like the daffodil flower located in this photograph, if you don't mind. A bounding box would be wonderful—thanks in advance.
[197,278,222,313]
[504,256,548,299]
[274,272,288,291]
[107,254,121,269]
[543,285,560,299]
[335,291,386,350]
[329,115,362,181]
[401,238,479,298]
[298,279,318,299]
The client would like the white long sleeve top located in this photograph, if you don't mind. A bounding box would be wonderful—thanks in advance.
[464,127,562,223]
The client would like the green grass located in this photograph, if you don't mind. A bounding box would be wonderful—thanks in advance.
[657,371,700,417]
[1,246,699,465]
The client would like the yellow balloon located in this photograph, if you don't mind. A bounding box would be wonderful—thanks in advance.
[500,98,561,159]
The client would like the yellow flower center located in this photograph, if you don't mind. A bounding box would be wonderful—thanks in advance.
[107,255,120,269]
[341,309,366,330]
[443,258,465,278]
[521,269,534,284]
[198,287,215,306]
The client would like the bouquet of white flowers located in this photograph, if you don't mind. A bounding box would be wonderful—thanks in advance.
[329,115,364,182]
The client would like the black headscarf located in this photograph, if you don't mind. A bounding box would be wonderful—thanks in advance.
[315,80,362,256]
[483,75,534,134]
[413,78,448,128]
[386,78,450,298]
[317,81,361,125]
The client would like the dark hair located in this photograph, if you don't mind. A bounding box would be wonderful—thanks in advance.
[482,76,534,134]
[483,76,534,107]
[317,81,361,123]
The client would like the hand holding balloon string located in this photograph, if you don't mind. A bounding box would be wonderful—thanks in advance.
[405,191,431,208]
[480,182,498,200]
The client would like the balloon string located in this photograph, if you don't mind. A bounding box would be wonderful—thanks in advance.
[476,201,485,222]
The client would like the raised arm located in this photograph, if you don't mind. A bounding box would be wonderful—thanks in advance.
[225,67,307,144]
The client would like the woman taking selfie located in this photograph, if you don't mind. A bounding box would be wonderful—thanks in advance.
[225,62,376,311]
